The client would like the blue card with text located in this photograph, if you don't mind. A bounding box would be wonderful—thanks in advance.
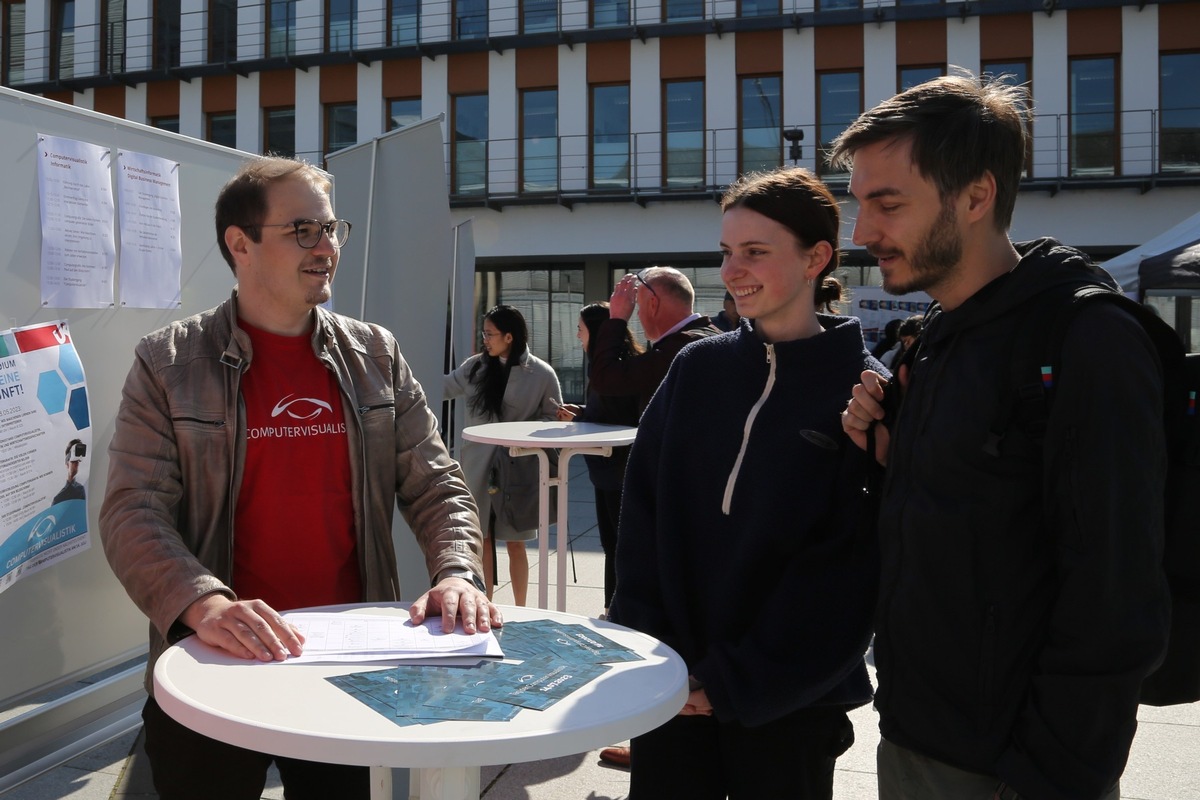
[458,654,608,710]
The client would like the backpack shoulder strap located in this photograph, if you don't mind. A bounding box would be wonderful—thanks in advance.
[983,284,1081,456]
[985,283,1182,456]
[1045,287,1185,383]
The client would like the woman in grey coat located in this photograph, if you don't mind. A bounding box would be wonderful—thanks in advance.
[444,305,562,606]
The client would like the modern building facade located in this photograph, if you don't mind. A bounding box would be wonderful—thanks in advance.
[4,0,1199,393]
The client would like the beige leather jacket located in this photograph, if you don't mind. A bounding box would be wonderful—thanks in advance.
[99,292,483,692]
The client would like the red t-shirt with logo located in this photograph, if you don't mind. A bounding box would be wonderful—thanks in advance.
[232,320,362,611]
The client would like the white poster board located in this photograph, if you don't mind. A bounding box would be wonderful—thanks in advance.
[326,117,465,601]
[0,86,254,717]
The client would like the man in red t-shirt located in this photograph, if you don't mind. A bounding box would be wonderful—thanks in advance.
[101,157,496,800]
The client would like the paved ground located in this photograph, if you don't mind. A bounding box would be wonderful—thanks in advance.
[4,461,1199,799]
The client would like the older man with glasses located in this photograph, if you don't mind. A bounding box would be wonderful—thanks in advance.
[589,266,720,416]
[100,156,495,800]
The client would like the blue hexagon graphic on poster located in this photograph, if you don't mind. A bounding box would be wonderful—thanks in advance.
[68,386,90,430]
[37,370,68,414]
[58,343,86,385]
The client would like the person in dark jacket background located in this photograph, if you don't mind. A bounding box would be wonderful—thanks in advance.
[610,167,885,799]
[556,302,642,619]
[588,266,718,414]
[837,73,1168,800]
[871,316,902,359]
[711,291,740,332]
[879,314,922,370]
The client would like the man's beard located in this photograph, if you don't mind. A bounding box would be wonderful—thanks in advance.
[881,201,962,296]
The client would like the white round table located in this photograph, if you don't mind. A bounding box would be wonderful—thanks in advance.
[461,421,637,611]
[153,602,685,800]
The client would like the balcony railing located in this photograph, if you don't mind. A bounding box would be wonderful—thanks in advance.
[425,112,1200,208]
[278,110,1200,206]
[8,3,1197,203]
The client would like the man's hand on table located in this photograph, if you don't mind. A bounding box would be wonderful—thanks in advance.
[409,576,503,634]
[180,594,304,662]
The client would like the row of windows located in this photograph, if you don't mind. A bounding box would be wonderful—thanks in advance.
[450,54,1196,192]
[152,96,420,160]
[167,52,1198,191]
[3,0,1068,82]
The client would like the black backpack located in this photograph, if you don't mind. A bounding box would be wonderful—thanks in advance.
[982,284,1200,706]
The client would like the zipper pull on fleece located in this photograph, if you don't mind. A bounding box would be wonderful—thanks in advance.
[721,341,778,515]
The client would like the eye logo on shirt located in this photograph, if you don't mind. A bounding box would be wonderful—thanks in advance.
[271,394,333,420]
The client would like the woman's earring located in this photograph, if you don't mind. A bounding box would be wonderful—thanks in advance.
[807,276,814,288]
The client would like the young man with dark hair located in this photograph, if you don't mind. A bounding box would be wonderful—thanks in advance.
[838,73,1169,800]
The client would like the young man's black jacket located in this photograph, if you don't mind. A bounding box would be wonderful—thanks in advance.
[874,238,1170,800]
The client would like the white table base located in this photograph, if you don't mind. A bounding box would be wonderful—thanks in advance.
[377,765,478,800]
[371,765,392,800]
[462,422,638,612]
[510,445,612,611]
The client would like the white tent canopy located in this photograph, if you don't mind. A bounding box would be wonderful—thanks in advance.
[1102,210,1200,294]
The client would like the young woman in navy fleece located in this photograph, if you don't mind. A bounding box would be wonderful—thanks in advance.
[609,167,888,800]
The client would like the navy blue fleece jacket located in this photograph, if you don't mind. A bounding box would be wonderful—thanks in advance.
[610,316,886,726]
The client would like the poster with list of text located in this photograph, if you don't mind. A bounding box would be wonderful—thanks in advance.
[37,134,116,309]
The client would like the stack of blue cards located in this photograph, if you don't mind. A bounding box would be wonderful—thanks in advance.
[328,620,644,726]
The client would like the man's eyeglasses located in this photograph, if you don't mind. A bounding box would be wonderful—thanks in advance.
[244,219,352,249]
[633,271,658,298]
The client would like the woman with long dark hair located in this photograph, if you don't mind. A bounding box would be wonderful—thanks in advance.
[556,302,643,619]
[445,305,561,606]
[609,168,887,798]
